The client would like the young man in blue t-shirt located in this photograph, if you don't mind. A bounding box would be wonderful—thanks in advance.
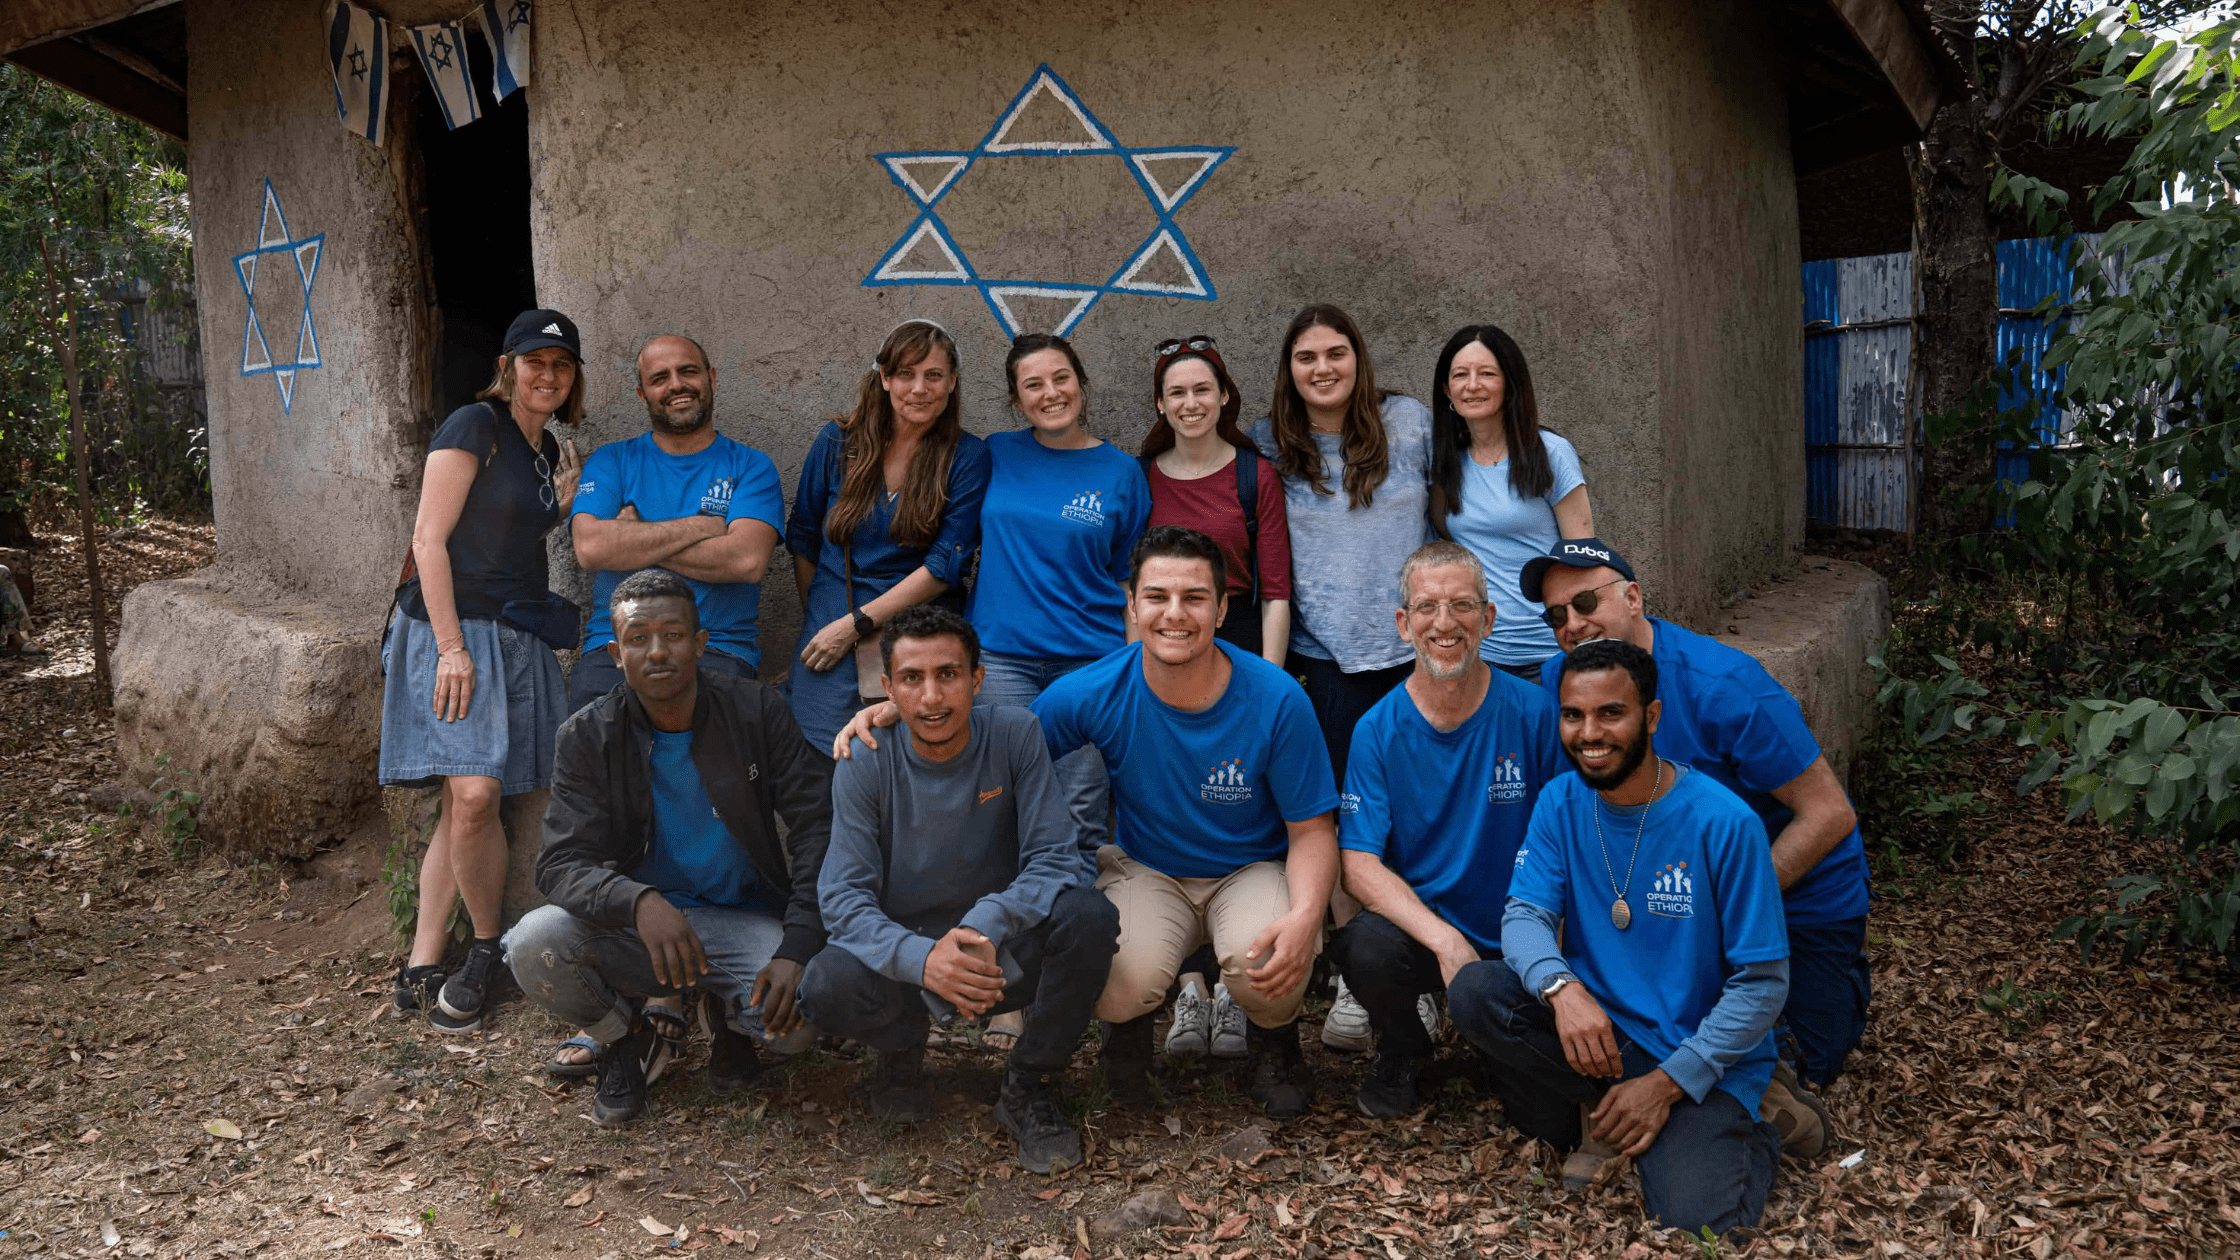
[834,526,1338,1118]
[1448,640,1789,1237]
[1333,541,1565,1119]
[1527,537,1870,1105]
[568,334,786,712]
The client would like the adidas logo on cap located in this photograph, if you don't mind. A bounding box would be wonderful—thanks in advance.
[541,323,562,335]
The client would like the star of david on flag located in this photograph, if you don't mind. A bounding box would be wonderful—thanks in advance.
[410,19,482,130]
[232,181,325,414]
[864,65,1234,338]
[475,0,532,100]
[326,0,390,145]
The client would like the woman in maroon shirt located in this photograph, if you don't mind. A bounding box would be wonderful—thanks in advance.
[1139,337,1292,664]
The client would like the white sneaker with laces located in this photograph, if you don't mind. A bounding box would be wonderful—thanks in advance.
[1209,982,1249,1058]
[1322,977,1372,1052]
[1166,981,1212,1056]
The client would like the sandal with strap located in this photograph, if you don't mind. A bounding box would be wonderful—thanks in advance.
[545,1034,600,1078]
[642,1003,688,1085]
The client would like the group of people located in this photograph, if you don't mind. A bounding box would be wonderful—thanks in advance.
[375,304,1872,1237]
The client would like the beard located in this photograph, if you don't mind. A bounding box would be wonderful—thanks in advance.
[647,389,713,435]
[1569,725,1649,792]
[1416,641,1473,682]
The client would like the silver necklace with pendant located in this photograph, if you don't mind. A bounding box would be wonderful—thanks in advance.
[1592,758,1664,930]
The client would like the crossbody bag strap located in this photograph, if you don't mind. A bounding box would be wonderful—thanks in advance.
[1234,450,1261,601]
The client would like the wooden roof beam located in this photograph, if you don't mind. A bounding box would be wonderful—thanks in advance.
[1823,0,1943,130]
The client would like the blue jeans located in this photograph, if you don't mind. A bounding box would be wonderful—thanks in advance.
[569,643,755,715]
[1447,960,1780,1236]
[1780,915,1871,1086]
[977,650,1109,880]
[503,901,784,1045]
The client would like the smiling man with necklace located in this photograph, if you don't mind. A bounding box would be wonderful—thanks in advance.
[1446,638,1791,1238]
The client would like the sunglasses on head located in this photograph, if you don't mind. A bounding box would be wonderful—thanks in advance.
[1539,576,1628,629]
[1154,335,1216,360]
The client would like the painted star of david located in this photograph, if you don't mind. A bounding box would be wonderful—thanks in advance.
[864,65,1234,337]
[231,180,324,414]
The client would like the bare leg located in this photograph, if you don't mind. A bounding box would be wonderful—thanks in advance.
[409,797,463,968]
[444,775,507,939]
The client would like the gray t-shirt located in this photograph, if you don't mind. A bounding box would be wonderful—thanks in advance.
[819,704,1082,986]
[1249,394,1435,672]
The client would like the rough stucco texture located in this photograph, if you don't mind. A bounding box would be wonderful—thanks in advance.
[1725,557,1891,783]
[526,0,1805,656]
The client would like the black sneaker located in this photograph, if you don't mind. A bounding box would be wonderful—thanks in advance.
[1245,1019,1312,1120]
[707,1018,766,1093]
[391,964,445,1018]
[593,1023,655,1129]
[994,1064,1082,1175]
[1356,1049,1428,1120]
[865,1046,934,1125]
[1100,1014,1155,1105]
[431,937,503,1034]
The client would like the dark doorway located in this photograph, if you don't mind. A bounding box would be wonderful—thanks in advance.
[416,28,535,415]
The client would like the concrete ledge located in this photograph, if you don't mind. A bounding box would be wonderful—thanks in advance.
[1712,555,1890,783]
[112,570,386,860]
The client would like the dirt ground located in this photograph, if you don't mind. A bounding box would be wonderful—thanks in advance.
[2,517,2236,1260]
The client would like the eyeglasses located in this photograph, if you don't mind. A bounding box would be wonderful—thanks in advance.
[534,450,554,510]
[1404,597,1485,620]
[1154,335,1216,360]
[1539,577,1628,629]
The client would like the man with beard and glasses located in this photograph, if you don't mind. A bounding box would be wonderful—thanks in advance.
[568,334,786,712]
[1446,638,1788,1238]
[1525,538,1858,1148]
[1329,541,1564,1119]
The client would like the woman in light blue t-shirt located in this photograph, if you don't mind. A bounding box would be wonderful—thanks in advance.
[1427,324,1594,678]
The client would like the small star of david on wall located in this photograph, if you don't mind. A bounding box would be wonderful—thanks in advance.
[231,180,324,414]
[864,65,1234,337]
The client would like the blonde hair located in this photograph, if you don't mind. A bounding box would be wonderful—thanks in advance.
[476,351,586,427]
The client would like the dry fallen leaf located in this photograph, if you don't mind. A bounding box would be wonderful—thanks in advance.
[204,1119,243,1140]
[638,1215,673,1237]
[563,1188,593,1208]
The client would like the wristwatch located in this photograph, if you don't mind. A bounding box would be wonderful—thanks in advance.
[1538,973,1579,1004]
[850,607,877,640]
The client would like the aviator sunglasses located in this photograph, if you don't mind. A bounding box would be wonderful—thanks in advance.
[1539,577,1628,629]
[1154,335,1217,360]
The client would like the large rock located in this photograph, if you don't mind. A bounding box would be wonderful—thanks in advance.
[112,570,385,859]
[1715,556,1890,783]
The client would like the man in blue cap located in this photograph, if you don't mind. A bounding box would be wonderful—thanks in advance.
[1524,538,1862,1154]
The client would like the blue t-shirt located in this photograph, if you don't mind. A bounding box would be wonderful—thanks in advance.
[1444,431,1585,666]
[631,729,770,911]
[1033,640,1338,878]
[968,430,1150,660]
[1540,618,1871,925]
[1339,670,1566,951]
[1510,768,1788,1112]
[574,432,787,666]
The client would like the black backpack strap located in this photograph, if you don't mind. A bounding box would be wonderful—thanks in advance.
[1234,451,1261,601]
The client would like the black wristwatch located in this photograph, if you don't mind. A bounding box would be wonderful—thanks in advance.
[850,607,877,640]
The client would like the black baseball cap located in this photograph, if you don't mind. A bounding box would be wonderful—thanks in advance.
[502,309,581,358]
[1520,537,1638,604]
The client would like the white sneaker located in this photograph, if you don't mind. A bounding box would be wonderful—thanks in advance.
[1416,992,1442,1042]
[1322,977,1372,1052]
[1209,982,1249,1058]
[1166,981,1211,1056]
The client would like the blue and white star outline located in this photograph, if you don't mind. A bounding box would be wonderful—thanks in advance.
[863,65,1234,338]
[231,180,324,414]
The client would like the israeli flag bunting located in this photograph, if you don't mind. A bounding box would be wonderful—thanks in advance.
[325,0,390,146]
[476,0,532,100]
[409,19,482,130]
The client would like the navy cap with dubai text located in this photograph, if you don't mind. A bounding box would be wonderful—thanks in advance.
[1520,537,1638,605]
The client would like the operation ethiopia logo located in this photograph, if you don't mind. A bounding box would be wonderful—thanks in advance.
[1487,753,1526,803]
[1060,489,1106,526]
[1646,862,1694,918]
[701,476,736,516]
[1200,758,1251,803]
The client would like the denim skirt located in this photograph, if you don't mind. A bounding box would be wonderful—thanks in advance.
[378,608,565,795]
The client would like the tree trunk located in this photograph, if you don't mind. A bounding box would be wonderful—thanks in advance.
[1908,95,2001,547]
[37,233,110,693]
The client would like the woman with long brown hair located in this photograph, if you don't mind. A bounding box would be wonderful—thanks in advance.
[784,319,991,753]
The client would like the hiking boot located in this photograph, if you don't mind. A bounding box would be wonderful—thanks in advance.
[1166,983,1211,1057]
[391,964,445,1019]
[1208,982,1248,1058]
[592,1023,655,1129]
[431,937,504,1034]
[1561,1103,1617,1189]
[1321,977,1371,1053]
[1760,1063,1832,1160]
[1245,1019,1312,1120]
[865,1046,934,1125]
[707,1019,766,1093]
[1101,1014,1156,1104]
[994,1064,1082,1175]
[1355,1048,1428,1120]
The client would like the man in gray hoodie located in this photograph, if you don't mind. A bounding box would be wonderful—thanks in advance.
[797,605,1119,1175]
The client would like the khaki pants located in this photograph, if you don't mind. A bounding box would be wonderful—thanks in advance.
[1093,845,1320,1028]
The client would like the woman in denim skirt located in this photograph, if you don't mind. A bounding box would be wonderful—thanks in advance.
[380,309,585,1033]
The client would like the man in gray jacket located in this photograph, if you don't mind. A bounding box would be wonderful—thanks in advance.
[509,569,833,1128]
[797,605,1119,1175]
